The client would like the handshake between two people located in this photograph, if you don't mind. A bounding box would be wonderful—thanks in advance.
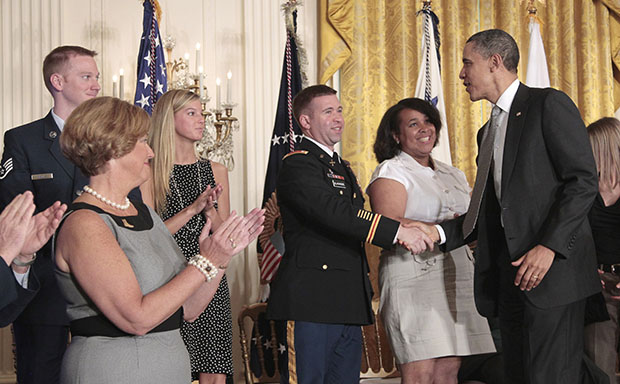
[396,220,441,254]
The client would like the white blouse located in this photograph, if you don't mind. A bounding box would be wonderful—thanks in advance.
[367,151,471,224]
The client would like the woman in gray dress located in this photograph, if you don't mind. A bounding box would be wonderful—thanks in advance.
[54,97,264,384]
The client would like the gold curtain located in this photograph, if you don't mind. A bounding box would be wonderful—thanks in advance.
[319,0,617,187]
[600,0,620,114]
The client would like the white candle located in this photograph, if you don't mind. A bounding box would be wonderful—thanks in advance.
[198,66,204,100]
[112,75,118,98]
[119,69,124,100]
[184,52,190,67]
[216,77,221,110]
[226,70,232,104]
[195,43,200,73]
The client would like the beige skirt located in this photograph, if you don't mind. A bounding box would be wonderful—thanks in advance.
[378,246,496,364]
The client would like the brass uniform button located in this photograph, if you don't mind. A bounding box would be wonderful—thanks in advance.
[339,190,343,195]
[322,264,328,270]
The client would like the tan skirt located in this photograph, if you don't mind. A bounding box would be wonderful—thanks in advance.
[378,246,496,364]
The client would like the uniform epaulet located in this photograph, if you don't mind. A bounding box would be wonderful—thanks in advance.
[282,150,308,160]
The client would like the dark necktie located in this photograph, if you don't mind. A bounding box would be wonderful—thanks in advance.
[462,106,501,238]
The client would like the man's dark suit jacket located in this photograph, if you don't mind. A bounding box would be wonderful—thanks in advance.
[441,84,600,316]
[267,139,399,325]
[0,112,88,325]
[0,262,39,327]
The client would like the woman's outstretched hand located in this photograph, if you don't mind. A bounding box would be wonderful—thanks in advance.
[198,208,265,269]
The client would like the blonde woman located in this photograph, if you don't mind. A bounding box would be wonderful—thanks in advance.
[585,117,620,383]
[142,89,232,384]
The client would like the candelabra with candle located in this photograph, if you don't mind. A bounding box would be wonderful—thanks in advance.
[163,35,239,170]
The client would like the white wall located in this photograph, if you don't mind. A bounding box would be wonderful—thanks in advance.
[0,0,318,382]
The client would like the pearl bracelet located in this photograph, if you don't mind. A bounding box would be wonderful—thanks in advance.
[188,254,218,282]
[12,252,37,267]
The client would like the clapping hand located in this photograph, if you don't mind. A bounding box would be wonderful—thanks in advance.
[187,186,214,216]
[198,208,265,269]
[0,192,36,265]
[20,200,67,257]
[203,183,223,213]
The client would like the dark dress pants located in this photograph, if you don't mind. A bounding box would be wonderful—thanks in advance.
[280,320,362,384]
[497,244,585,384]
[13,322,68,384]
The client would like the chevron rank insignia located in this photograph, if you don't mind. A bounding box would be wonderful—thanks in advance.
[356,209,383,244]
[0,158,13,179]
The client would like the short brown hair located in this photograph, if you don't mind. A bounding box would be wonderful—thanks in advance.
[373,98,442,163]
[61,97,150,176]
[292,85,337,124]
[43,46,97,93]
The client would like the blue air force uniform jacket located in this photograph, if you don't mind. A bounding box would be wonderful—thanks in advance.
[267,139,400,325]
[0,112,88,325]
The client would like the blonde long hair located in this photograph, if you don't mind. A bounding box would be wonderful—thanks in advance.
[587,117,620,191]
[149,89,201,214]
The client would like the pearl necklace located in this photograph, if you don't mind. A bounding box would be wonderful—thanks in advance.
[83,185,131,210]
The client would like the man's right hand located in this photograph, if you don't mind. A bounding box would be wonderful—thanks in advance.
[397,225,435,254]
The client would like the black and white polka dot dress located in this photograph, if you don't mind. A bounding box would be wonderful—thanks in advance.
[162,160,233,380]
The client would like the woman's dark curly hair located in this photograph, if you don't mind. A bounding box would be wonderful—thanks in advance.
[373,98,442,163]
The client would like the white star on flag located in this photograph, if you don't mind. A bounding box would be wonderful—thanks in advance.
[263,340,272,349]
[271,135,281,146]
[139,73,151,88]
[136,94,150,108]
[143,54,152,67]
[156,80,165,95]
[278,343,286,354]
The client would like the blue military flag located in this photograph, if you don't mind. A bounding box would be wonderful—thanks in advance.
[257,5,306,285]
[251,3,307,381]
[133,0,167,115]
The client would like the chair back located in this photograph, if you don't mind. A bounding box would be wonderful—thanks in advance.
[360,300,400,379]
[238,303,282,384]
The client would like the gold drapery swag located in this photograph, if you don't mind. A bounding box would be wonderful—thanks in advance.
[319,0,618,187]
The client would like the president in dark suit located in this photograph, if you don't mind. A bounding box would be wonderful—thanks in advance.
[421,30,599,383]
[267,85,433,384]
[0,46,100,384]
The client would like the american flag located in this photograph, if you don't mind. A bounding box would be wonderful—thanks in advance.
[133,0,167,115]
